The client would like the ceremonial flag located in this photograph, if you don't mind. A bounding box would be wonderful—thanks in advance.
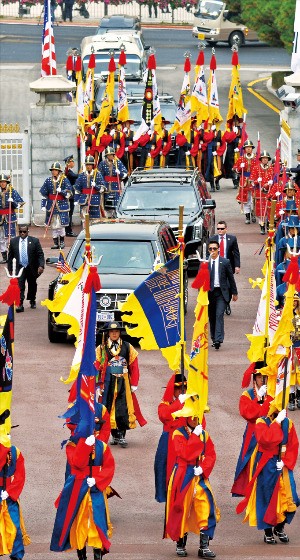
[226,49,247,122]
[96,56,116,141]
[84,52,96,122]
[60,278,98,438]
[269,353,292,414]
[255,131,261,164]
[170,56,192,143]
[0,306,14,435]
[207,53,222,125]
[191,50,209,126]
[56,251,72,275]
[246,260,277,363]
[41,263,89,343]
[239,118,248,155]
[151,55,163,138]
[272,140,281,185]
[133,55,155,141]
[119,256,183,370]
[76,68,85,138]
[260,281,295,401]
[41,0,57,77]
[117,50,130,123]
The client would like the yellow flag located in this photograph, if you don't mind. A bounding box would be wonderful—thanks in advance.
[96,66,115,141]
[170,71,191,142]
[226,64,247,122]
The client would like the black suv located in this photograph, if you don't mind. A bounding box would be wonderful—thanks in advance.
[116,168,216,271]
[47,220,188,343]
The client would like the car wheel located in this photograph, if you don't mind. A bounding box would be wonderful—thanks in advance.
[48,311,64,343]
[229,31,244,48]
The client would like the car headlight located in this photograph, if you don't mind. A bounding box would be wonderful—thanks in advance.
[193,222,202,239]
[210,28,220,35]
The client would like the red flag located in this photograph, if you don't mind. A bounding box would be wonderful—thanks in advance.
[41,0,57,76]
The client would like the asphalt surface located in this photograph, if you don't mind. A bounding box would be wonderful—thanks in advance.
[0,22,299,560]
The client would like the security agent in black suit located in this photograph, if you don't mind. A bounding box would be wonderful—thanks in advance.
[211,220,240,316]
[64,155,78,237]
[207,239,238,349]
[7,225,45,313]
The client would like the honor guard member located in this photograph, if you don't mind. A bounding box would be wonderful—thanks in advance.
[121,119,139,174]
[40,162,72,250]
[98,147,127,216]
[95,321,147,448]
[64,155,78,237]
[0,173,25,263]
[250,151,274,234]
[233,140,257,224]
[74,155,105,221]
[221,116,242,189]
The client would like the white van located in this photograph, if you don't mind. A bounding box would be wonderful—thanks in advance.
[80,32,148,81]
[192,1,258,47]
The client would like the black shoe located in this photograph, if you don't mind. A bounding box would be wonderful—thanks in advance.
[111,436,119,445]
[0,251,8,263]
[16,305,24,313]
[176,546,187,557]
[260,225,266,235]
[251,213,256,223]
[225,303,231,316]
[210,188,215,192]
[51,241,59,249]
[66,232,76,237]
[30,301,36,309]
[119,436,128,448]
[274,528,289,543]
[215,182,220,191]
[264,534,277,544]
[198,548,216,558]
[214,342,220,350]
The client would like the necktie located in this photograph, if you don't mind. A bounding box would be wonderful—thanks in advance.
[20,239,28,267]
[219,236,225,258]
[210,260,215,291]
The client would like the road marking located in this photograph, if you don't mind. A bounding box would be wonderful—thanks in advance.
[247,76,281,114]
[0,65,35,69]
[157,66,176,70]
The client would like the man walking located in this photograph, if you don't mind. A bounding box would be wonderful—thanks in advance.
[207,239,238,349]
[210,220,240,315]
[7,225,45,313]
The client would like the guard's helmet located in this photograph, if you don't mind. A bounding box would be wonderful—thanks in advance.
[85,155,95,165]
[0,173,10,182]
[259,150,271,160]
[105,147,115,157]
[284,180,296,191]
[105,321,121,331]
[243,140,254,149]
[49,161,62,171]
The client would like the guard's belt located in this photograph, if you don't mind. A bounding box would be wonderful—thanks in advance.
[49,194,64,200]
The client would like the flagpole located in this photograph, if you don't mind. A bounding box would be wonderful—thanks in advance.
[47,0,53,75]
[264,200,276,359]
[178,205,185,391]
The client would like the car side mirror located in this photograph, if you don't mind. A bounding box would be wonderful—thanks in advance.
[203,199,216,209]
[46,257,59,267]
[144,45,150,50]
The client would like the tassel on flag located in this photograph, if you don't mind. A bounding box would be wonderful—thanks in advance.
[41,0,57,77]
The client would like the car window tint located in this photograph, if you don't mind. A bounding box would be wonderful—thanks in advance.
[72,240,155,272]
[120,186,197,212]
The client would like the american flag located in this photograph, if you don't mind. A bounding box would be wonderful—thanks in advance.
[56,251,71,274]
[41,0,57,77]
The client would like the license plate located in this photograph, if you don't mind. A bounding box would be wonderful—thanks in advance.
[97,311,114,322]
[198,33,205,40]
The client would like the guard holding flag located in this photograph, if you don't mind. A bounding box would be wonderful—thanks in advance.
[95,321,146,448]
[0,410,30,559]
[97,148,127,216]
[0,173,25,263]
[74,155,105,221]
[40,162,72,249]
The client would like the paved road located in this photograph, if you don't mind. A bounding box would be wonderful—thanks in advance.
[1,24,299,560]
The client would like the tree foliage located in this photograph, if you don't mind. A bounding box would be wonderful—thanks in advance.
[226,0,296,51]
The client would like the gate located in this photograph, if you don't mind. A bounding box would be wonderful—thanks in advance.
[0,124,31,225]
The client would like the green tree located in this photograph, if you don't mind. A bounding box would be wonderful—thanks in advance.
[226,0,295,51]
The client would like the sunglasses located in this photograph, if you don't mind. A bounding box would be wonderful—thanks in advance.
[208,247,218,251]
[19,230,28,234]
[217,227,225,230]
